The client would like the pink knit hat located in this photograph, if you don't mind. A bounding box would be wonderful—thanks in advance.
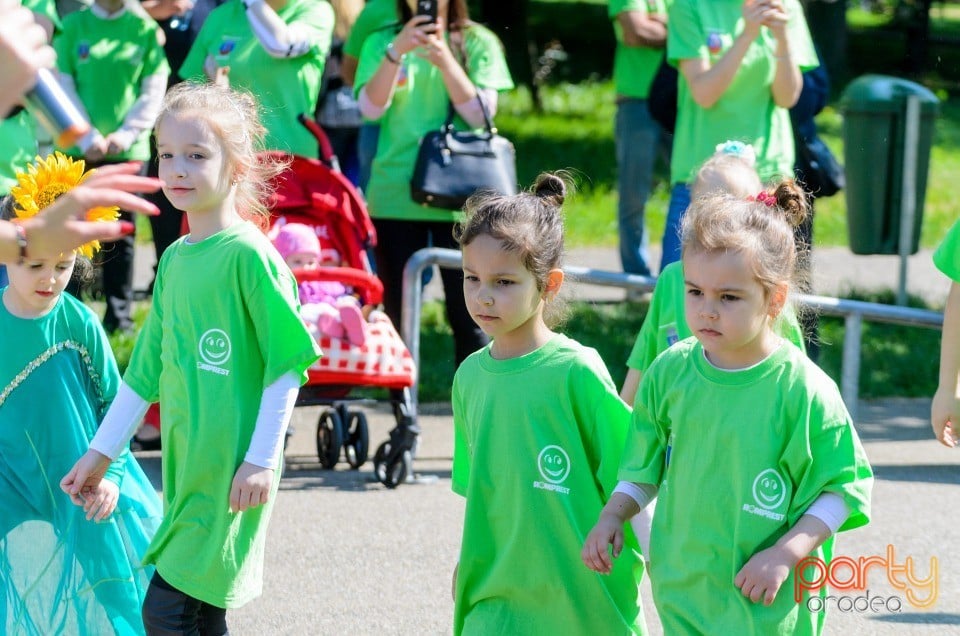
[273,223,321,261]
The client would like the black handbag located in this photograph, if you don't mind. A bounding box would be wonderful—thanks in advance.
[410,97,517,210]
[795,134,845,198]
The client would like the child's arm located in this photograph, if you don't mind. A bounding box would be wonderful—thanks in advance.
[229,371,299,513]
[242,0,331,59]
[932,281,960,447]
[735,492,849,605]
[619,369,641,407]
[582,483,657,574]
[61,383,150,506]
[104,71,168,156]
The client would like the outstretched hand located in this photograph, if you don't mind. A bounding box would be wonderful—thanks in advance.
[229,461,274,513]
[20,162,161,259]
[0,0,57,116]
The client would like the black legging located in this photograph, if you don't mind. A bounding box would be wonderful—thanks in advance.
[372,218,487,367]
[142,572,228,636]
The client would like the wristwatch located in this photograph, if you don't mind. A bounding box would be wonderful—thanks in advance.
[385,42,404,65]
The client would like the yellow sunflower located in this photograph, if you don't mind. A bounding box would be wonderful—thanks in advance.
[11,152,120,258]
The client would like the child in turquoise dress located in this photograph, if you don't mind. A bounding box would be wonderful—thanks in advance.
[451,174,644,634]
[1,164,161,634]
[584,188,873,634]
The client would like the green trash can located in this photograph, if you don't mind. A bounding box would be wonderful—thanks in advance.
[840,75,939,255]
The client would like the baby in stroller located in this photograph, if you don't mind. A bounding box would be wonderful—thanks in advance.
[273,222,386,347]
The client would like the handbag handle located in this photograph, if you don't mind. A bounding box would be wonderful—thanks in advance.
[440,93,497,138]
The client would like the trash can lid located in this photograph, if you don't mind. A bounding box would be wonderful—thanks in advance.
[840,75,940,114]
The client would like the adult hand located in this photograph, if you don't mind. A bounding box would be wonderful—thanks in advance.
[392,14,439,56]
[0,0,57,116]
[418,17,456,71]
[741,0,774,40]
[760,0,790,39]
[19,162,161,260]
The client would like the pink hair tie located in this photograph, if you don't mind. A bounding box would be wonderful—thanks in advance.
[752,191,776,207]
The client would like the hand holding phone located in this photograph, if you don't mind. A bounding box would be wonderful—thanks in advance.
[416,0,437,23]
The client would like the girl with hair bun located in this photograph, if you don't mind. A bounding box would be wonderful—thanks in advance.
[450,173,645,634]
[584,186,873,634]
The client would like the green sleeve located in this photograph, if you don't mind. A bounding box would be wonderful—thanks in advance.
[666,0,703,63]
[141,20,171,79]
[246,256,321,386]
[933,219,960,281]
[179,16,214,82]
[463,26,514,92]
[784,385,873,532]
[627,283,668,372]
[577,353,632,499]
[354,29,393,93]
[343,0,396,59]
[609,0,644,20]
[785,0,819,71]
[52,16,75,76]
[617,368,669,486]
[123,257,167,402]
[777,305,807,354]
[450,369,470,497]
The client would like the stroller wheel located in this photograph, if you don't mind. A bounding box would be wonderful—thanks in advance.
[344,411,369,469]
[316,409,344,469]
[375,443,412,489]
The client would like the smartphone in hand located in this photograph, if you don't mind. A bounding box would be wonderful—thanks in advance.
[416,0,437,23]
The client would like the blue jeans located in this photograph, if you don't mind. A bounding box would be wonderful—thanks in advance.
[661,182,691,271]
[616,99,666,276]
[356,122,380,193]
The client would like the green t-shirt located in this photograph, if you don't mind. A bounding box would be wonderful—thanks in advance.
[0,0,60,193]
[180,0,334,157]
[626,261,806,375]
[933,218,960,281]
[609,0,667,99]
[667,0,817,184]
[53,8,170,161]
[124,222,321,608]
[342,0,396,59]
[451,334,645,635]
[356,25,515,222]
[620,339,872,634]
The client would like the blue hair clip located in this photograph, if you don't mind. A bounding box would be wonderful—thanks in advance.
[714,140,757,166]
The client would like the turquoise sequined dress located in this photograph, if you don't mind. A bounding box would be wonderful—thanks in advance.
[0,290,162,635]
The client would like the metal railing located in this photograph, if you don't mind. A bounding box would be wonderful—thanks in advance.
[400,248,943,421]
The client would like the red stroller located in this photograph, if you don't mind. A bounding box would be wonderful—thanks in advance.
[263,118,419,488]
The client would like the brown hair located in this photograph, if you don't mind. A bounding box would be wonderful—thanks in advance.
[396,0,470,29]
[681,179,810,300]
[690,153,763,201]
[454,173,569,326]
[153,83,287,226]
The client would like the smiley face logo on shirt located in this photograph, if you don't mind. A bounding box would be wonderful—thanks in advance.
[751,468,787,510]
[537,445,571,484]
[198,329,232,367]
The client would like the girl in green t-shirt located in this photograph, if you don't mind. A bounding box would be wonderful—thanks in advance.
[62,83,321,633]
[451,174,644,634]
[585,187,872,634]
[931,220,960,447]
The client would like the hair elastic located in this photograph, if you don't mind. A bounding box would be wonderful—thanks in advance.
[752,191,777,207]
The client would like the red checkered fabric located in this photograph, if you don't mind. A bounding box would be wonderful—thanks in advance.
[308,319,416,389]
